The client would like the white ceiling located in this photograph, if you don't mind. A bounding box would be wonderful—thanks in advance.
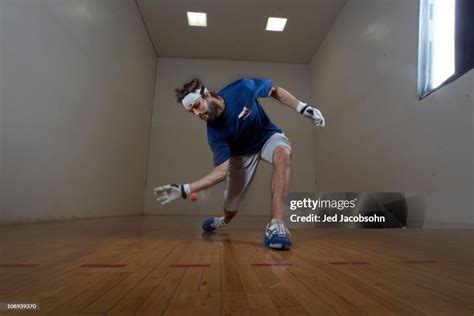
[136,0,347,64]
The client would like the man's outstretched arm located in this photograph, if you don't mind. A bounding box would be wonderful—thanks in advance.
[189,160,229,193]
[268,86,325,127]
[268,86,299,109]
[154,160,229,205]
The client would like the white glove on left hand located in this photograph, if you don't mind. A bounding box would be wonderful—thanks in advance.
[297,102,325,127]
[154,183,190,205]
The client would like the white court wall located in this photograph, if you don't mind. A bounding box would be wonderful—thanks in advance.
[309,0,473,227]
[145,57,315,216]
[0,0,156,222]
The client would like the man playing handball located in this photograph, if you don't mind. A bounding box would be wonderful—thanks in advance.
[154,78,325,250]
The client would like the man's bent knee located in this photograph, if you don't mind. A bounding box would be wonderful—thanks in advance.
[272,146,291,167]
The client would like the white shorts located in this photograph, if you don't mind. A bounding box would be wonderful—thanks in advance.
[223,133,292,212]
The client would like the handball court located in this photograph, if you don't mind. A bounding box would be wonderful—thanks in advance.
[0,215,472,316]
[1,0,473,315]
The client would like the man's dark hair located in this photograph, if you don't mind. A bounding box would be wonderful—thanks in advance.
[175,79,202,103]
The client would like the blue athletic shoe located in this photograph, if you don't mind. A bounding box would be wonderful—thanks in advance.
[202,217,225,232]
[264,219,292,250]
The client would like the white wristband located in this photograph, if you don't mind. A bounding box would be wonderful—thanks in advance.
[296,101,307,113]
[183,183,191,196]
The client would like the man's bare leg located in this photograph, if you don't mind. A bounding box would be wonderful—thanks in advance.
[223,209,237,224]
[271,146,291,220]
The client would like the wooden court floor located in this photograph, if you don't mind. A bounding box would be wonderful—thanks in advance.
[0,215,472,315]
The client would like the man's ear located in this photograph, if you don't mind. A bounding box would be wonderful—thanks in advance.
[203,91,211,99]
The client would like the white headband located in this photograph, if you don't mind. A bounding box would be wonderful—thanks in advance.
[182,86,208,110]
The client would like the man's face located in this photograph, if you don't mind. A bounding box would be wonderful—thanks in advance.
[188,95,219,122]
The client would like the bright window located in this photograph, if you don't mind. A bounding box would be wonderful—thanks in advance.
[417,0,456,98]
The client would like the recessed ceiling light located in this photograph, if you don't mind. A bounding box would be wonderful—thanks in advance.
[187,12,207,27]
[266,17,287,32]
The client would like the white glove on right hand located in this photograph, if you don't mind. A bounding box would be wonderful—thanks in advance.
[296,102,325,127]
[154,183,190,205]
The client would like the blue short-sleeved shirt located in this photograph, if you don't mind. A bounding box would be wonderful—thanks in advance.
[207,78,282,166]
